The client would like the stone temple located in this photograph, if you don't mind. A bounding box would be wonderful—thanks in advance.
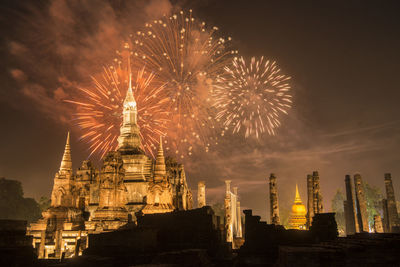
[27,77,193,258]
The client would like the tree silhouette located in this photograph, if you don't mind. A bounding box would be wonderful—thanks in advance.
[331,189,345,236]
[0,177,41,222]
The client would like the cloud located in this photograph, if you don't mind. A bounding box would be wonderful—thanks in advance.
[144,0,173,18]
[8,41,27,56]
[6,0,174,125]
[20,83,73,123]
[10,69,27,82]
[4,0,399,222]
[186,117,400,219]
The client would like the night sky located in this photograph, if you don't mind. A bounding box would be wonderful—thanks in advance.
[1,0,399,220]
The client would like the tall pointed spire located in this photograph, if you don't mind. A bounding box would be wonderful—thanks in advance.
[124,48,135,107]
[124,73,136,107]
[117,72,141,151]
[295,184,302,204]
[60,131,72,172]
[154,136,166,178]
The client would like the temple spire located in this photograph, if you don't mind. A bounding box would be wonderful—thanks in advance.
[124,73,136,106]
[295,184,302,204]
[117,72,141,151]
[154,136,166,178]
[60,131,72,172]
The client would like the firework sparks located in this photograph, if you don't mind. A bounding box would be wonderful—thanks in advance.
[66,63,170,158]
[129,9,237,157]
[212,56,292,138]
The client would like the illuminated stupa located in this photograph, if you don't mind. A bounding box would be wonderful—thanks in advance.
[288,184,307,230]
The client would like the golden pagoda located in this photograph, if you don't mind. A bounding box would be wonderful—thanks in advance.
[288,184,307,230]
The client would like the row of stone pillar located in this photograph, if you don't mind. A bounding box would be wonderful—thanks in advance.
[197,180,243,246]
[344,173,400,235]
[344,174,369,234]
[224,180,243,244]
[269,171,324,228]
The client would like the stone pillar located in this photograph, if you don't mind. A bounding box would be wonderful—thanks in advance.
[373,215,384,233]
[312,171,323,214]
[344,175,358,234]
[269,173,280,225]
[224,180,233,243]
[74,230,82,257]
[354,174,369,232]
[232,187,238,238]
[225,180,231,196]
[382,199,390,233]
[54,230,62,258]
[306,174,314,228]
[197,181,206,208]
[343,200,350,235]
[75,238,81,257]
[236,201,242,238]
[233,187,238,197]
[39,230,46,259]
[384,173,400,232]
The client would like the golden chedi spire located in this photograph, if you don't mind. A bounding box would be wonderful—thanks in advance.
[289,184,307,230]
[59,131,72,172]
[154,136,166,179]
[294,184,302,204]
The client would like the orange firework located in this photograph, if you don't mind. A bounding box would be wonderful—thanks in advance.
[129,9,237,157]
[66,63,170,158]
[212,56,292,138]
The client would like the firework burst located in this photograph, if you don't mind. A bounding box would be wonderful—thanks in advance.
[212,56,292,138]
[129,9,237,157]
[66,63,170,158]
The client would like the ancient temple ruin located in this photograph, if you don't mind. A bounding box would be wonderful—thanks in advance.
[141,137,175,215]
[27,78,193,258]
[86,151,129,232]
[344,172,400,234]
